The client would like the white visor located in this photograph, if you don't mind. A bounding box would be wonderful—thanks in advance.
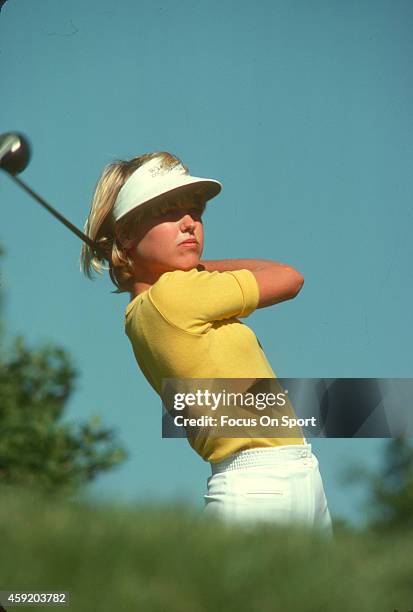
[113,155,222,223]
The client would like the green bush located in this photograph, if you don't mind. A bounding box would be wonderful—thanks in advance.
[0,486,411,612]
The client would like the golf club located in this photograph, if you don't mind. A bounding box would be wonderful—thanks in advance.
[0,132,107,260]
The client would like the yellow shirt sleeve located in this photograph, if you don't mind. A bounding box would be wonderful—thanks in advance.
[148,268,259,334]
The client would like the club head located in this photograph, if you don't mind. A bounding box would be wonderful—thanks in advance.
[0,132,31,176]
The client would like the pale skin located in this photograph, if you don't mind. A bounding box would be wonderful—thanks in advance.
[124,201,304,307]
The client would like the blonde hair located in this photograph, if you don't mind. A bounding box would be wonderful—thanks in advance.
[80,152,207,294]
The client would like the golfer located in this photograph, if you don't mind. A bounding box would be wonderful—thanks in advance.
[80,151,333,538]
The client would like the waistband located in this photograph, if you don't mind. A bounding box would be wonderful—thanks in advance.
[210,443,313,475]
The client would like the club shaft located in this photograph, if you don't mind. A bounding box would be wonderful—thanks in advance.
[6,172,104,256]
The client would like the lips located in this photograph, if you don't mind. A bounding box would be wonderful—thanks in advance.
[179,239,198,245]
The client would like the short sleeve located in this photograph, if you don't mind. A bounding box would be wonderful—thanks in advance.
[148,268,259,333]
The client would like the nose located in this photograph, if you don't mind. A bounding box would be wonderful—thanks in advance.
[179,213,196,232]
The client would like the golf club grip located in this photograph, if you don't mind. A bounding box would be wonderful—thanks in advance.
[6,173,107,259]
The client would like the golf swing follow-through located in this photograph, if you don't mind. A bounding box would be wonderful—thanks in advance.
[1,131,333,537]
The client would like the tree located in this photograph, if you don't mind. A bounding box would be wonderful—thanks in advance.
[343,436,413,533]
[0,246,127,496]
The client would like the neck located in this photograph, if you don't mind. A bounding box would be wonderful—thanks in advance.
[130,279,152,300]
[129,264,166,300]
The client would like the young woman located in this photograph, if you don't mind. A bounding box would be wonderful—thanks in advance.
[80,151,333,538]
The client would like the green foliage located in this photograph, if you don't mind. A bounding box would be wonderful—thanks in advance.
[366,436,413,532]
[0,487,412,612]
[0,243,5,342]
[343,436,413,534]
[0,245,127,496]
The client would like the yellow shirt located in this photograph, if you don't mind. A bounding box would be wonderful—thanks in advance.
[124,268,304,462]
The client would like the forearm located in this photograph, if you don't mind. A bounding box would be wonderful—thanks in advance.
[198,258,290,273]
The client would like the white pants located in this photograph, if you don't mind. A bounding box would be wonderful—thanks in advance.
[203,443,333,539]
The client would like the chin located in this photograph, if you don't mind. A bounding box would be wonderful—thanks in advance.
[174,257,200,271]
[180,262,199,271]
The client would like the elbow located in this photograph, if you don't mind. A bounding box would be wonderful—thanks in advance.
[289,270,304,298]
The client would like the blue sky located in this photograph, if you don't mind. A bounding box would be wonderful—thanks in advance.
[1,0,412,527]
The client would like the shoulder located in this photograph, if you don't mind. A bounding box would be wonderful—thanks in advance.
[149,268,197,300]
[149,268,213,310]
[149,267,259,325]
[150,268,256,298]
[150,267,225,295]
